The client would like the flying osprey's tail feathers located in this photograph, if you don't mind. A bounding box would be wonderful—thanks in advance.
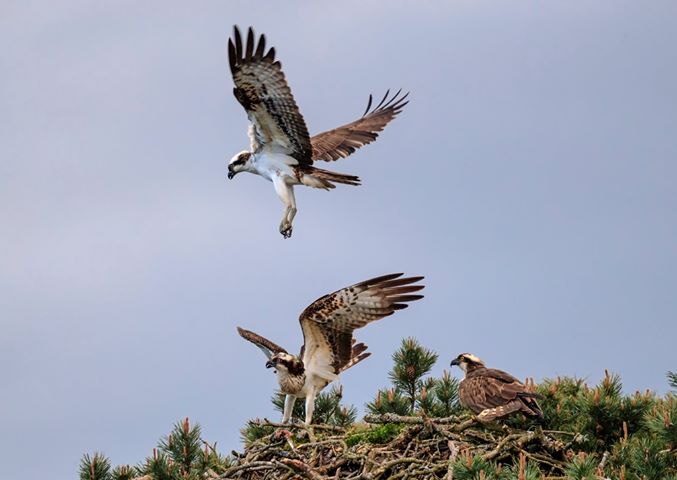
[301,167,361,189]
[339,341,371,373]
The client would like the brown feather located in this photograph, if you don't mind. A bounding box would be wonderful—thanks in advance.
[299,274,424,374]
[228,26,313,162]
[459,366,543,420]
[310,90,409,162]
[237,326,287,356]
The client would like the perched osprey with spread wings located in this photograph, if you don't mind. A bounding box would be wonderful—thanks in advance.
[237,273,424,424]
[226,26,408,238]
[450,353,543,422]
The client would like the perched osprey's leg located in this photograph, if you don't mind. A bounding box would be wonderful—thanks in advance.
[273,176,297,239]
[282,394,297,424]
[304,386,316,425]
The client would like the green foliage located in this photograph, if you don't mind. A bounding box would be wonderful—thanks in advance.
[345,423,404,447]
[81,418,229,480]
[138,450,179,480]
[499,456,541,480]
[451,453,540,480]
[157,418,202,476]
[366,388,411,416]
[611,434,676,479]
[313,385,358,426]
[431,370,462,417]
[367,338,461,418]
[536,376,587,432]
[110,465,137,480]
[669,371,677,390]
[240,420,275,445]
[79,452,111,480]
[451,453,497,480]
[270,385,357,426]
[644,396,677,449]
[579,372,654,451]
[564,452,599,480]
[389,337,438,413]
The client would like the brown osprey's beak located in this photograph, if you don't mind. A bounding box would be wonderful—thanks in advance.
[227,166,235,180]
[450,359,460,367]
[265,360,275,369]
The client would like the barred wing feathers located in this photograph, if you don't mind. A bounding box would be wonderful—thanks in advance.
[299,273,424,380]
[228,26,313,163]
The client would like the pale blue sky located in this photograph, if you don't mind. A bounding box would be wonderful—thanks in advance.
[1,1,676,478]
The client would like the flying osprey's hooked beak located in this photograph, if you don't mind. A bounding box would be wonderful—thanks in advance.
[450,359,460,367]
[265,360,275,369]
[227,165,236,180]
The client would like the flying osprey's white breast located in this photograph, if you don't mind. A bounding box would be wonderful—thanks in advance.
[251,149,299,183]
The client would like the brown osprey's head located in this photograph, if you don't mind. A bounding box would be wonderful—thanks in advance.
[227,151,252,179]
[265,352,305,376]
[450,353,485,373]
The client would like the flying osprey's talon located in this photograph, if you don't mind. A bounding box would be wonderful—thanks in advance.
[280,225,293,238]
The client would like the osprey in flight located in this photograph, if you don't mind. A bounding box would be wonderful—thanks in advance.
[237,273,424,424]
[451,353,543,422]
[226,26,408,238]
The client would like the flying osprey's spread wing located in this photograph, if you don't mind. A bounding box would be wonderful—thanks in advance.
[228,26,313,163]
[460,368,543,421]
[237,326,287,360]
[298,273,424,381]
[310,90,409,162]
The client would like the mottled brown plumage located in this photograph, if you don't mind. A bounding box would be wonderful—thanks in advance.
[237,273,424,424]
[228,26,408,165]
[300,273,424,375]
[226,26,409,239]
[451,353,543,422]
[229,26,313,163]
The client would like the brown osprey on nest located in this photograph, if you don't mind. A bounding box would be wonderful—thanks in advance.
[450,353,543,422]
[226,26,408,238]
[238,273,424,424]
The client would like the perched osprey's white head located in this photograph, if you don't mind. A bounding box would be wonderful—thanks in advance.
[265,352,305,376]
[450,353,485,373]
[227,151,252,179]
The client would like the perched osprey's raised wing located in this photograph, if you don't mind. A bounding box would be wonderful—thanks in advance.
[226,26,409,238]
[237,273,425,424]
[236,327,287,359]
[451,353,543,422]
[299,273,424,383]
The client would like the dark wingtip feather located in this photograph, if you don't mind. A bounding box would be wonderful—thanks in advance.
[366,273,405,286]
[255,32,266,58]
[245,27,255,59]
[233,25,243,60]
[362,94,374,117]
[228,39,236,72]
